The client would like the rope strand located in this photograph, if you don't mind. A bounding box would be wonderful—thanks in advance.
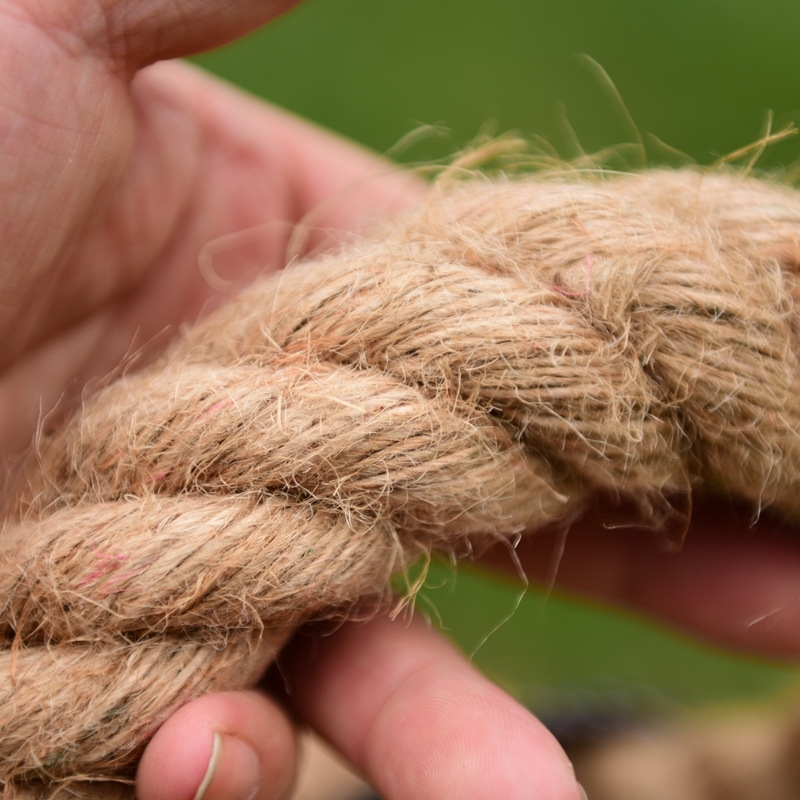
[3,168,800,797]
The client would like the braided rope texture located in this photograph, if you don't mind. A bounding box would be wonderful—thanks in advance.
[2,169,800,797]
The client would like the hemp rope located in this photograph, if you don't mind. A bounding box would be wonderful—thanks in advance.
[2,168,800,798]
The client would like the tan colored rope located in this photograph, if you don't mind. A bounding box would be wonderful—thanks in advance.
[2,168,800,797]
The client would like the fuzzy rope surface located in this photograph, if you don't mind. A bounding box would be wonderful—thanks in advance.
[2,168,800,797]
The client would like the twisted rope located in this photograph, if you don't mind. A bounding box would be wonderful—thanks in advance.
[3,168,800,797]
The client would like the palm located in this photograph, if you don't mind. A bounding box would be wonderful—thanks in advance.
[0,1,414,460]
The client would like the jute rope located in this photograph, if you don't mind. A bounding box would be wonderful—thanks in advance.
[2,167,800,797]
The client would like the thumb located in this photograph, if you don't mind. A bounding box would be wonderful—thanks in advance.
[136,691,297,800]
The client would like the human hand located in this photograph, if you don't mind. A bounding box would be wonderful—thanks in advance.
[0,0,423,462]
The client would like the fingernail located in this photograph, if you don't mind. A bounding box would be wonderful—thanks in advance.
[194,732,260,800]
[578,783,589,800]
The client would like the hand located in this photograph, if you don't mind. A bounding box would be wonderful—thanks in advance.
[2,3,798,800]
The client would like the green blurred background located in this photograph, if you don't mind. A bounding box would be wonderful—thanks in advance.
[196,0,800,713]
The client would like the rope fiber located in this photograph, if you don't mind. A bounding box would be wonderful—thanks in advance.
[2,168,800,797]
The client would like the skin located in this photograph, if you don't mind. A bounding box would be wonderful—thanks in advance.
[1,1,798,798]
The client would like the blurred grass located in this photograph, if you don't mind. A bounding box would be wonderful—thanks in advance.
[197,0,800,166]
[195,0,800,707]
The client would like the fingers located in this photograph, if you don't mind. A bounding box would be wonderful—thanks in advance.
[136,691,297,800]
[484,498,800,660]
[137,614,587,800]
[281,614,585,800]
[103,0,299,69]
[19,0,301,71]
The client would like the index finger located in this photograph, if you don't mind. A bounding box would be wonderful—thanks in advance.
[281,614,586,800]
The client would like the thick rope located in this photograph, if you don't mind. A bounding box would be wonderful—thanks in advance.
[2,168,800,797]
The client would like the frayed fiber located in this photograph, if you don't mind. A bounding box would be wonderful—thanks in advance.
[3,167,800,797]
